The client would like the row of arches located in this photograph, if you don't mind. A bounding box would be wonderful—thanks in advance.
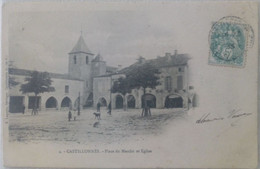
[98,94,185,109]
[45,94,188,109]
[98,95,136,109]
[115,95,136,109]
[45,96,77,109]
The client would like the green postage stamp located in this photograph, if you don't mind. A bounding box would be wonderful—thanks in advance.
[209,16,254,68]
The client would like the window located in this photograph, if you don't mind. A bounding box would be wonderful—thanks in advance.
[177,76,183,90]
[86,56,89,64]
[73,55,77,64]
[165,76,172,91]
[65,85,69,93]
[178,67,184,72]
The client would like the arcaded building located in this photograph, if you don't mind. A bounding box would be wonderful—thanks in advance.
[8,34,195,113]
[8,35,117,113]
[93,51,196,109]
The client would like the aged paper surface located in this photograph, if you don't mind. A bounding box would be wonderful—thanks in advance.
[2,1,258,168]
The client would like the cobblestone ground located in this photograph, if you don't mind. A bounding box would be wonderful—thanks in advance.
[8,108,187,145]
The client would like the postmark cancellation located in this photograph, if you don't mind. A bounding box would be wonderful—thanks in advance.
[208,16,254,68]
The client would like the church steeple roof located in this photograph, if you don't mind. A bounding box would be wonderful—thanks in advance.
[92,54,103,62]
[69,35,92,54]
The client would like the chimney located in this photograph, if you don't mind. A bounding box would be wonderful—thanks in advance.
[174,50,178,56]
[165,52,171,57]
[165,52,171,61]
[138,56,146,64]
[118,65,122,70]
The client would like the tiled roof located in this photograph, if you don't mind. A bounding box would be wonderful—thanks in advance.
[93,72,125,78]
[9,68,83,81]
[119,53,190,75]
[94,53,190,78]
[93,67,119,78]
[92,54,104,62]
[93,73,115,78]
[69,35,92,54]
[106,66,117,73]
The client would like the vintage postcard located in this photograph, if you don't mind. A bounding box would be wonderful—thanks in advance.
[2,1,258,168]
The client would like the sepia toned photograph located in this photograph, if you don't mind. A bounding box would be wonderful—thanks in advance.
[2,1,258,168]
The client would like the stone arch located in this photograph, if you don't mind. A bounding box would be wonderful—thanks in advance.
[142,94,156,108]
[45,96,58,108]
[61,97,72,108]
[127,95,136,108]
[115,94,124,109]
[98,97,107,107]
[165,94,184,108]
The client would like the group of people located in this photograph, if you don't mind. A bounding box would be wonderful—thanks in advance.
[68,109,78,121]
[21,104,38,116]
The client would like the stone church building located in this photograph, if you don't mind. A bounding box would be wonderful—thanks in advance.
[8,35,195,113]
[8,35,117,113]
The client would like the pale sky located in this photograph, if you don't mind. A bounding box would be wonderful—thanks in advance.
[4,3,259,165]
[7,1,256,78]
[8,2,201,74]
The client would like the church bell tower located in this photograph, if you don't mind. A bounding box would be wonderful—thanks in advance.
[68,34,94,80]
[68,34,95,106]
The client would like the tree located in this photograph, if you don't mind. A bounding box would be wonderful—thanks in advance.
[8,61,19,89]
[20,71,55,115]
[128,63,161,116]
[118,63,160,116]
[111,77,132,111]
[128,63,161,94]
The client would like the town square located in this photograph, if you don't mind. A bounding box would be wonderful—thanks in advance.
[7,32,197,144]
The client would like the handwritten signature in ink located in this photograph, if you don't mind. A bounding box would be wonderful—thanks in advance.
[196,109,252,124]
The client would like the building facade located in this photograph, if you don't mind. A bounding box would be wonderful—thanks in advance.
[9,68,84,113]
[8,35,117,113]
[8,35,195,113]
[93,51,196,109]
